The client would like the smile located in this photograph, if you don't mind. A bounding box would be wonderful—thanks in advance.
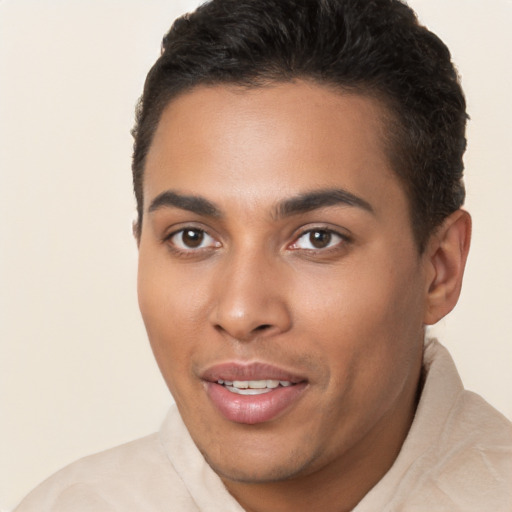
[218,379,295,395]
[201,363,307,424]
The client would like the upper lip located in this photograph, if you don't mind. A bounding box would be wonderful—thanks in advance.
[200,362,307,383]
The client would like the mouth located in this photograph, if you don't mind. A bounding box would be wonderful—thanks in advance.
[216,378,295,395]
[201,362,308,425]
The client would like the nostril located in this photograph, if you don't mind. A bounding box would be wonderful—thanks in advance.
[254,324,272,332]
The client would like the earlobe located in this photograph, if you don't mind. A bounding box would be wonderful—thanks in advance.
[423,209,472,325]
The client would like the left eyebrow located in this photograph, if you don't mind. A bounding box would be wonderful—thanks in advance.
[274,188,374,219]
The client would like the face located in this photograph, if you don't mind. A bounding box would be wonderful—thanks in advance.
[137,82,429,484]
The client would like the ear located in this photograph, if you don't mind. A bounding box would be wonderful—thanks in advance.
[423,209,472,325]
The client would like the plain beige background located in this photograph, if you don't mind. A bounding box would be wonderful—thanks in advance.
[1,0,511,509]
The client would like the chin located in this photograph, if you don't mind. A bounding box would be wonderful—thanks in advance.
[200,442,318,484]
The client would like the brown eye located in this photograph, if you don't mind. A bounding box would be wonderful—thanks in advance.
[168,228,220,251]
[182,229,204,248]
[290,228,346,251]
[309,230,332,249]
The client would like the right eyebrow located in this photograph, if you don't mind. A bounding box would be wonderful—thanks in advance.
[147,190,223,218]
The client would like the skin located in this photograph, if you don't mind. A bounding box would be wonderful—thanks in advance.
[137,81,471,512]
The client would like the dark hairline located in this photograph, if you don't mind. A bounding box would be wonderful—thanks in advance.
[132,0,467,254]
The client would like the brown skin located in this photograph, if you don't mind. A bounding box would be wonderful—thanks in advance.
[137,81,471,512]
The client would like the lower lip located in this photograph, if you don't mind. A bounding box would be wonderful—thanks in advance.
[205,382,307,425]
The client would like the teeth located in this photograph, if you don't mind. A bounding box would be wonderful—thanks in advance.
[248,380,266,389]
[217,379,292,390]
[226,386,273,395]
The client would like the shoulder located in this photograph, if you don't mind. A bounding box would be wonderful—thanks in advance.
[437,389,512,484]
[356,340,512,512]
[423,340,512,468]
[14,433,197,512]
[403,341,512,510]
[403,390,512,511]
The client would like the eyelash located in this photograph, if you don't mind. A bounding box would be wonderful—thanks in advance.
[163,226,350,257]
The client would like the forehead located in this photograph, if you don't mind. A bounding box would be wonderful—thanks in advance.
[143,81,406,219]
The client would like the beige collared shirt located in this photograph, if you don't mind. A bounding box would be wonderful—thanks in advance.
[15,340,512,511]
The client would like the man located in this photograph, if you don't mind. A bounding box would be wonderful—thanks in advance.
[15,0,512,510]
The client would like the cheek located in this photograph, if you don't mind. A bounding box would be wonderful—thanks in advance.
[138,246,206,331]
[300,263,421,331]
[137,251,205,392]
[295,254,425,383]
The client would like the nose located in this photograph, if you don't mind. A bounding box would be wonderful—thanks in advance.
[208,250,292,342]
